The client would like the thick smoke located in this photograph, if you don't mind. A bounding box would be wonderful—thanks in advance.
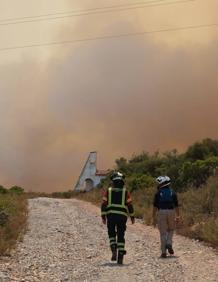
[0,7,218,191]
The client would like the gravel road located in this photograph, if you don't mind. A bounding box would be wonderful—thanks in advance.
[0,198,217,282]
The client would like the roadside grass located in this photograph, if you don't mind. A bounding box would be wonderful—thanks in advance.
[0,193,28,255]
[50,189,103,205]
[71,189,103,205]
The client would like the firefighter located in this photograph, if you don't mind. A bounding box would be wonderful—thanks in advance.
[153,176,180,258]
[101,171,135,264]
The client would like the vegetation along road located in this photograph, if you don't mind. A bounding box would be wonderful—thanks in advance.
[0,198,217,282]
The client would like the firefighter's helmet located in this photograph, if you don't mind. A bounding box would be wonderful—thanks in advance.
[110,171,125,182]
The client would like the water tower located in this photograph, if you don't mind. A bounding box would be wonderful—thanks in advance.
[74,152,108,191]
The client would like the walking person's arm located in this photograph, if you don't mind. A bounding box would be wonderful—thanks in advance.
[173,192,180,223]
[126,191,135,224]
[101,190,108,225]
[152,192,159,227]
[175,207,180,223]
[152,207,158,227]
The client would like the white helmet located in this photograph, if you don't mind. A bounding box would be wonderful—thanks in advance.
[156,176,171,187]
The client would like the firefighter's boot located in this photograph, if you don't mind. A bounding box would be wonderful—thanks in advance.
[117,250,126,265]
[111,244,117,261]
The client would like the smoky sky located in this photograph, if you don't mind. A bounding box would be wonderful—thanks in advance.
[0,15,218,191]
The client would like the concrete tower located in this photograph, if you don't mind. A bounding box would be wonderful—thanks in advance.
[74,152,107,191]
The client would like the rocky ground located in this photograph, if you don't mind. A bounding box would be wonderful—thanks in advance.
[0,198,217,282]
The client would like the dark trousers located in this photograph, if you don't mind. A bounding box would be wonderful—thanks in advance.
[107,214,127,253]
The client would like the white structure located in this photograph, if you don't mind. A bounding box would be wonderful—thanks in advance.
[74,151,108,191]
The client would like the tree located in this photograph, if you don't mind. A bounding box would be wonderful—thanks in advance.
[179,157,218,188]
[115,157,128,173]
[185,138,218,161]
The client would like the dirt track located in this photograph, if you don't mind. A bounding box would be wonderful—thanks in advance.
[0,198,217,282]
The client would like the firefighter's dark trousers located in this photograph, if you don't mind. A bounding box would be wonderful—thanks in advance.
[107,214,127,253]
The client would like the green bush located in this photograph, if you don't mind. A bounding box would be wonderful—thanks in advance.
[0,186,8,194]
[9,186,24,194]
[127,174,154,192]
[115,138,218,191]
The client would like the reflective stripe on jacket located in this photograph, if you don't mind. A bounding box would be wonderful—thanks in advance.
[106,187,128,216]
[101,187,134,217]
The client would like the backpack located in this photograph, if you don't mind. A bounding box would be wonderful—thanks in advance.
[159,187,173,204]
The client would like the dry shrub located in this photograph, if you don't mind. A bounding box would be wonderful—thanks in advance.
[177,176,218,246]
[0,194,28,255]
[131,186,155,223]
[200,218,218,245]
[75,188,103,205]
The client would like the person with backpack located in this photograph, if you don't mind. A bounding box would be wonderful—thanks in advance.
[101,171,135,264]
[153,176,180,258]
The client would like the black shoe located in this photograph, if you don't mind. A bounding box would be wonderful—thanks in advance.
[166,244,174,255]
[111,245,117,261]
[160,253,167,258]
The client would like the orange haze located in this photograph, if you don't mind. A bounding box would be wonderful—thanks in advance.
[0,0,217,191]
